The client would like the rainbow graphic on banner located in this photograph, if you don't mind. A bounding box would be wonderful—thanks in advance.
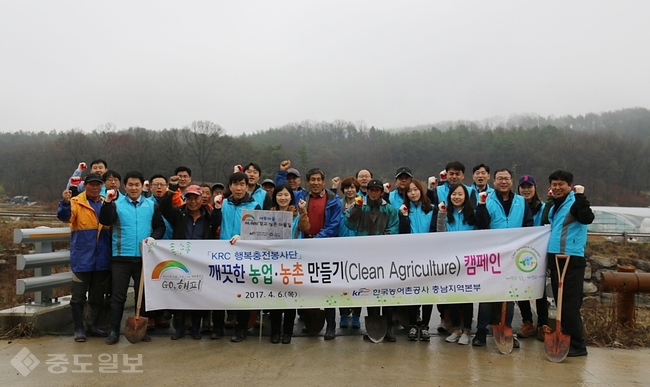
[151,260,190,280]
[241,214,255,221]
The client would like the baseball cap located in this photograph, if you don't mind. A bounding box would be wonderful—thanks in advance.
[261,179,275,187]
[185,185,202,196]
[84,173,104,184]
[287,168,300,177]
[394,167,413,179]
[518,175,537,187]
[367,179,384,189]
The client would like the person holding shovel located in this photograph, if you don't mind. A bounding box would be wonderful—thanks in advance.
[546,170,594,357]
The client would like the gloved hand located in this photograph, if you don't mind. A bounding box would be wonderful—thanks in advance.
[76,162,87,173]
[478,191,488,205]
[439,170,448,183]
[438,202,447,212]
[229,235,240,245]
[547,187,553,197]
[144,237,155,245]
[399,204,409,216]
[213,194,224,209]
[573,185,585,194]
[69,176,83,187]
[143,180,150,192]
[105,189,117,203]
[234,164,243,173]
[383,183,391,194]
[355,196,364,206]
[428,176,438,189]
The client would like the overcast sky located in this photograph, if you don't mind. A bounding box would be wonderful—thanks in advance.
[1,1,648,135]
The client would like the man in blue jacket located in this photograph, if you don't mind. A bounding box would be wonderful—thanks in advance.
[303,167,341,339]
[99,171,166,345]
[546,170,594,357]
[275,160,307,205]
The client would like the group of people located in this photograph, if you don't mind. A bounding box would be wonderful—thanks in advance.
[58,157,593,357]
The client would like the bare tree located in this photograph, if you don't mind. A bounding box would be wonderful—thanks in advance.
[181,121,224,182]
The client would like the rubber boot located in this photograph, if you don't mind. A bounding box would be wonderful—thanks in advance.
[172,313,185,340]
[88,305,108,337]
[191,313,202,340]
[351,314,361,329]
[71,303,86,342]
[106,305,122,345]
[324,309,336,340]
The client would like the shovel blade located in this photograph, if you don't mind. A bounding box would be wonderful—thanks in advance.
[493,323,514,354]
[394,307,410,329]
[364,315,387,343]
[544,331,571,363]
[303,309,326,335]
[124,316,148,344]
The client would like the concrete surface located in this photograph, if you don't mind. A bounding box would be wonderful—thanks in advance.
[2,313,649,387]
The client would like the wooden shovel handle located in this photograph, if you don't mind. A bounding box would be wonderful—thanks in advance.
[554,254,571,329]
[135,264,145,319]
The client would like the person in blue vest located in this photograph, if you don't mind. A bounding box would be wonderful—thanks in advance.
[58,173,112,342]
[437,161,476,210]
[469,163,494,206]
[546,170,594,357]
[436,184,478,346]
[211,172,262,342]
[473,168,533,349]
[385,166,413,211]
[274,160,307,206]
[243,162,272,210]
[515,174,550,341]
[66,159,108,194]
[99,171,166,345]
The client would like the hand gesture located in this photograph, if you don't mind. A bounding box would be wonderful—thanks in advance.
[105,189,117,203]
[355,196,364,206]
[62,189,72,203]
[331,176,340,189]
[478,191,488,205]
[280,160,291,171]
[69,176,83,187]
[299,198,307,210]
[383,183,391,194]
[229,235,241,245]
[214,195,224,209]
[438,202,447,212]
[428,176,438,189]
[76,162,87,173]
[573,185,585,194]
[399,204,409,216]
[143,180,150,192]
[234,164,243,173]
[439,170,448,183]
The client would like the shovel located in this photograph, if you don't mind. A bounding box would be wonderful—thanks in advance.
[124,269,148,344]
[364,307,387,343]
[493,301,514,354]
[545,254,572,363]
[303,309,326,335]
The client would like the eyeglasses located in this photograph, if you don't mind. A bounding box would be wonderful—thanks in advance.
[496,177,512,182]
[151,183,167,187]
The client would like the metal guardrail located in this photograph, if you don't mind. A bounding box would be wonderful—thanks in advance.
[0,211,58,222]
[588,231,650,243]
[14,226,72,305]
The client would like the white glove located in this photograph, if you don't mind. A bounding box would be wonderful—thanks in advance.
[428,176,438,189]
[214,194,224,209]
[229,235,240,245]
[69,176,83,187]
[234,164,243,173]
[399,204,408,216]
[438,202,447,212]
[105,189,117,203]
[478,191,488,205]
[143,180,150,192]
[439,170,448,183]
[76,162,87,173]
[573,185,585,194]
[144,237,155,245]
[547,187,553,197]
[383,183,391,194]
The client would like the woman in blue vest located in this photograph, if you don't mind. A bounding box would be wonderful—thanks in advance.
[336,177,363,328]
[398,179,437,341]
[268,184,310,344]
[436,184,476,345]
[516,175,550,340]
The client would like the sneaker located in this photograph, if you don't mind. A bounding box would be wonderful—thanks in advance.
[472,328,488,346]
[567,346,588,357]
[408,325,419,341]
[340,314,349,328]
[419,326,430,341]
[210,328,224,340]
[351,315,361,329]
[537,325,551,342]
[458,333,470,345]
[281,334,292,344]
[231,330,246,342]
[270,333,280,344]
[517,321,535,338]
[437,321,447,333]
[446,332,460,343]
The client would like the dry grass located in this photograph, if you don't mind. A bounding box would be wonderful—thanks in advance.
[583,305,650,348]
[0,322,38,340]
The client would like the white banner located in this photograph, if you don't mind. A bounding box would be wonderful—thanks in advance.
[143,226,551,311]
[240,209,293,240]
